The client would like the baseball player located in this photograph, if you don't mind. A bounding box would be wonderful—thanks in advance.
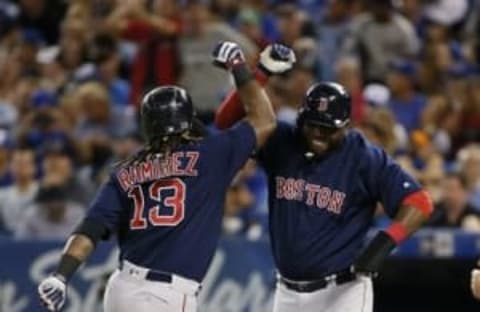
[37,41,295,312]
[215,79,434,311]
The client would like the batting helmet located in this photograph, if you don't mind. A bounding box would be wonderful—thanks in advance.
[140,86,194,142]
[297,82,351,129]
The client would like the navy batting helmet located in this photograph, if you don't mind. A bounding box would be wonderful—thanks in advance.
[297,82,351,129]
[140,86,194,142]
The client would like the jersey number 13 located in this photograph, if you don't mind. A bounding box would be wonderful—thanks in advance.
[128,178,186,229]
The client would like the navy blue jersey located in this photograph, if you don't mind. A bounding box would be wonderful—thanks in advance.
[85,121,256,282]
[258,122,421,280]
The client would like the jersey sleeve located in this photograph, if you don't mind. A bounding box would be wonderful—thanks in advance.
[256,121,292,174]
[205,121,256,183]
[84,175,125,236]
[362,142,422,218]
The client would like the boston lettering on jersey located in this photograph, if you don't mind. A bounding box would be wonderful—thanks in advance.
[275,176,346,214]
[116,151,199,191]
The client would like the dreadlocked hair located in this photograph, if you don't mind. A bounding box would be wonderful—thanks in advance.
[113,130,204,169]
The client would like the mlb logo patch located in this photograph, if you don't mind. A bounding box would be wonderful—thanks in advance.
[317,98,329,112]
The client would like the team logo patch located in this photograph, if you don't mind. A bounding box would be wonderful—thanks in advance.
[317,98,329,112]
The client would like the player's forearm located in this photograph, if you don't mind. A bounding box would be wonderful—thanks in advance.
[63,234,95,261]
[389,204,428,236]
[386,190,433,242]
[239,79,276,130]
[233,65,276,147]
[55,234,95,281]
[215,69,270,130]
[354,190,433,273]
[215,92,245,129]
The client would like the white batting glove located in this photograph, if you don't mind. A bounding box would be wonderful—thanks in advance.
[38,275,67,311]
[258,43,296,75]
[212,41,246,70]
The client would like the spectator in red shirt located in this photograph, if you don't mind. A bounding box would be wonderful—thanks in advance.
[106,0,182,106]
[459,75,480,144]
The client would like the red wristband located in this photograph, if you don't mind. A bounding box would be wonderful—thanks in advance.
[385,222,409,244]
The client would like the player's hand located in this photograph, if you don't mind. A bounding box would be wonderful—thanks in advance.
[38,275,67,311]
[212,41,246,70]
[258,43,296,75]
[352,257,379,278]
[471,268,480,300]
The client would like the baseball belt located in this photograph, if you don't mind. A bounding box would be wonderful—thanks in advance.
[279,268,358,293]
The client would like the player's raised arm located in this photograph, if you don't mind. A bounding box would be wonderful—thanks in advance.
[212,42,295,147]
[214,43,296,130]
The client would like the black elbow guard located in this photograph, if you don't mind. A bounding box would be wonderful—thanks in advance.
[73,218,110,246]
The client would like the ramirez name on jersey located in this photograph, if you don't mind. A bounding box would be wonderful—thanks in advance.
[116,152,199,191]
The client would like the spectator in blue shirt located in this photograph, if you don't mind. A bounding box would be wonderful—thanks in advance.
[316,0,353,80]
[90,33,130,107]
[387,59,427,134]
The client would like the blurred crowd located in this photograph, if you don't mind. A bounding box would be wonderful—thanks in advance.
[0,0,480,240]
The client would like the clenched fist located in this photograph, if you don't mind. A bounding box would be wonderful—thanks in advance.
[258,43,296,75]
[212,41,246,70]
[38,275,67,311]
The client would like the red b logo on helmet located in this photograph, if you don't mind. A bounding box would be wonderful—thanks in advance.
[317,98,329,112]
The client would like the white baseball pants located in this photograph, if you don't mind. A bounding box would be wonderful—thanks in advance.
[273,275,373,312]
[103,261,200,312]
